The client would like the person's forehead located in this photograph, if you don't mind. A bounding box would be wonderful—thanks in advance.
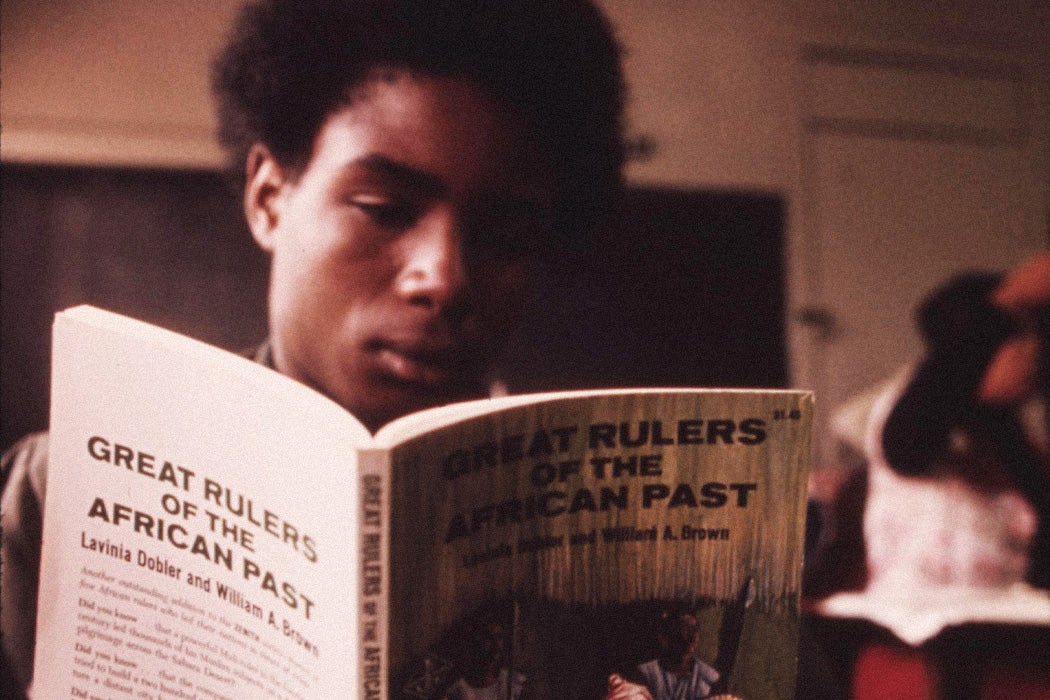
[305,72,549,195]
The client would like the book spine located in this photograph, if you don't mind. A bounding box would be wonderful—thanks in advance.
[358,448,391,700]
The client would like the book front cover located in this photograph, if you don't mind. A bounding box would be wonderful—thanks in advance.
[386,390,812,700]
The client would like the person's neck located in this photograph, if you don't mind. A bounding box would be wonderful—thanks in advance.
[659,654,694,676]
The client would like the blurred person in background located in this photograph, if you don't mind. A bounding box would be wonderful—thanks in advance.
[863,253,1050,594]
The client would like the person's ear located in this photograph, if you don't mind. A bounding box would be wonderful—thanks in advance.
[244,143,289,253]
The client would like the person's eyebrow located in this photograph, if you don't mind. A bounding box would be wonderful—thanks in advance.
[348,153,447,196]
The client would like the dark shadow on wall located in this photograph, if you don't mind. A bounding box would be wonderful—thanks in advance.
[500,187,788,392]
[1,166,786,451]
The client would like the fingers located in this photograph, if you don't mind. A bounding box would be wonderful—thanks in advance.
[993,252,1050,311]
[604,674,654,700]
[977,331,1041,403]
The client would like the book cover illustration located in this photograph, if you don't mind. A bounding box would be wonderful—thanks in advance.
[384,390,811,700]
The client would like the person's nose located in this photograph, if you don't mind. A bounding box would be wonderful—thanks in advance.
[395,208,470,312]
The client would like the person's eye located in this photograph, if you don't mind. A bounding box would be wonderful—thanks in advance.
[350,196,420,228]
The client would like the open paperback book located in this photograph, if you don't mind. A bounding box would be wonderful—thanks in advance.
[36,305,812,699]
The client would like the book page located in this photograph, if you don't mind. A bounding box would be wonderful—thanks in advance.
[35,306,365,698]
[383,389,812,700]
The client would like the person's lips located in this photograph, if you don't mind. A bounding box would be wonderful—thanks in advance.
[372,338,461,386]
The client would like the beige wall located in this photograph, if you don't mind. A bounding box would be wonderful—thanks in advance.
[7,1,1045,180]
[602,0,800,191]
[1,0,239,168]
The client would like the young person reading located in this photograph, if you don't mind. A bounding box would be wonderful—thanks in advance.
[0,1,626,695]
